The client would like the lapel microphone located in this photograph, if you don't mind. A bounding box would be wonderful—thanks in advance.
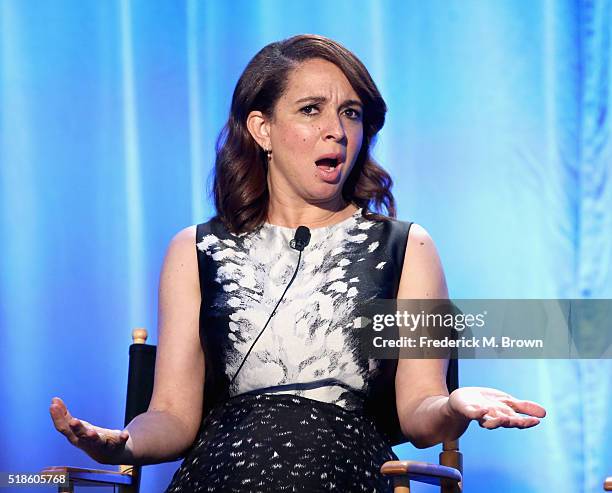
[290,226,311,251]
[228,225,311,390]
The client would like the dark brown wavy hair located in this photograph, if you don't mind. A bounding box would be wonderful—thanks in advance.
[213,34,396,234]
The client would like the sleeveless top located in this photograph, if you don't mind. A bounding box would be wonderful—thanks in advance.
[195,208,412,445]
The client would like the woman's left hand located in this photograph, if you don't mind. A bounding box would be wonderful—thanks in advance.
[447,387,546,430]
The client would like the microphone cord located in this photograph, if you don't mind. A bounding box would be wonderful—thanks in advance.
[228,248,305,390]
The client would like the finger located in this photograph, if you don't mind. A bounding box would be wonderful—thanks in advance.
[49,405,68,431]
[488,403,525,423]
[70,419,107,446]
[502,399,546,418]
[485,402,516,418]
[500,415,541,429]
[499,416,529,428]
[479,414,511,429]
[480,413,541,429]
[49,398,70,426]
[69,418,97,440]
[78,427,107,449]
[50,397,74,421]
[49,398,78,437]
[511,416,541,429]
[50,402,78,442]
[485,402,535,420]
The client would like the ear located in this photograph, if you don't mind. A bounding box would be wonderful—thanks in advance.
[246,110,271,150]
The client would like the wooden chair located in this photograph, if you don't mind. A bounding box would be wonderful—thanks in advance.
[45,328,462,492]
[43,328,155,493]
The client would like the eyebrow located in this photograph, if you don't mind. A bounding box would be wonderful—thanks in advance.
[294,96,363,109]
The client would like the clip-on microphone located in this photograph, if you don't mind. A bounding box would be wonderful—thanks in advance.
[290,226,311,252]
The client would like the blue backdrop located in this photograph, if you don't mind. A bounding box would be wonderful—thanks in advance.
[1,1,611,492]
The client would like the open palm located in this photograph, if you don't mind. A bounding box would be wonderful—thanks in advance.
[49,397,130,465]
[448,387,546,430]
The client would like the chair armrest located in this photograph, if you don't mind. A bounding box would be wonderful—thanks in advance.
[604,476,612,491]
[380,460,462,487]
[41,466,134,487]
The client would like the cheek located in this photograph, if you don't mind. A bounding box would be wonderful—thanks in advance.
[277,124,318,160]
[349,128,364,154]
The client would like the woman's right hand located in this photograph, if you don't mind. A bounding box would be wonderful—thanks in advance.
[49,397,132,465]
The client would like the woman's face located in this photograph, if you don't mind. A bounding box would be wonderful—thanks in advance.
[257,58,364,209]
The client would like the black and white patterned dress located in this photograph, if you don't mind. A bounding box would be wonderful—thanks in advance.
[165,208,412,492]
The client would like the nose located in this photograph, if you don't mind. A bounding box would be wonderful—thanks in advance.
[321,113,347,143]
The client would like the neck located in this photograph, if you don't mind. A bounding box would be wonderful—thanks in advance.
[266,198,357,229]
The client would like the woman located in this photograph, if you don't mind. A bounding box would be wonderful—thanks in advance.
[50,34,546,492]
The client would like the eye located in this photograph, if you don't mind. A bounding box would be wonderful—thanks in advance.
[300,104,319,116]
[344,108,362,120]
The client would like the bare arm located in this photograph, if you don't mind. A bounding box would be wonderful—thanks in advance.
[124,225,204,464]
[394,224,545,449]
[394,223,462,448]
[51,226,204,465]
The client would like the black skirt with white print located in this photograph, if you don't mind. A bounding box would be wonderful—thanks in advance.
[164,392,398,492]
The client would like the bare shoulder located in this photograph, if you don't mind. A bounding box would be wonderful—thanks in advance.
[160,226,199,284]
[157,224,200,336]
[173,224,197,242]
[404,223,440,266]
[166,225,197,258]
[398,223,448,299]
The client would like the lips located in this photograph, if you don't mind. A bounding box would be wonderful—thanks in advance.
[314,152,345,169]
[314,153,345,183]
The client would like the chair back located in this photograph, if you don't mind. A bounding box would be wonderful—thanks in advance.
[124,328,156,426]
[446,356,459,396]
[118,328,156,493]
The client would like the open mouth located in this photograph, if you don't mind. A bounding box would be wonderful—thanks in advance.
[315,157,340,171]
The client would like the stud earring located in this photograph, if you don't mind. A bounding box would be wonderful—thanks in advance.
[265,148,272,161]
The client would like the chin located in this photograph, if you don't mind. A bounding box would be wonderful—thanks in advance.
[304,187,345,205]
